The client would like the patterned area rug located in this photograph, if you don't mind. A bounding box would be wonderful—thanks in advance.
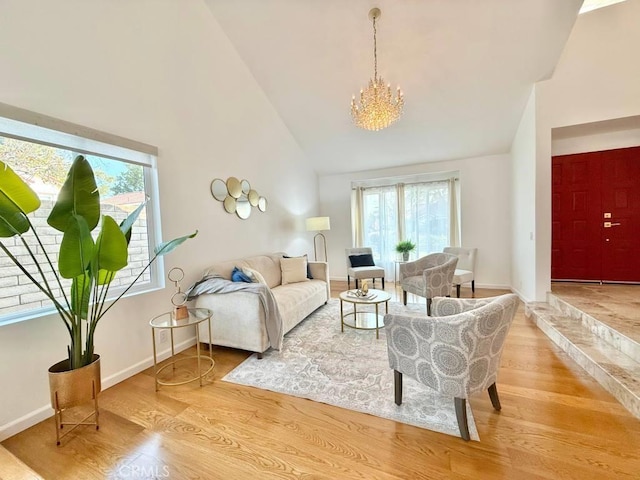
[223,299,479,440]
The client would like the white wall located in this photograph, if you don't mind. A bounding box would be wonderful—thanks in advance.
[532,0,640,300]
[0,0,318,439]
[319,154,512,289]
[552,126,640,155]
[510,89,537,301]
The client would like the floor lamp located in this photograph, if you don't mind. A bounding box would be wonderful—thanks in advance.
[306,216,331,261]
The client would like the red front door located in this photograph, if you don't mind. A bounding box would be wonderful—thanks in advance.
[552,147,640,283]
[601,147,640,282]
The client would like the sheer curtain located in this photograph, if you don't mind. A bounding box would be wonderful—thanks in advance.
[351,186,398,279]
[351,175,459,282]
[404,181,451,258]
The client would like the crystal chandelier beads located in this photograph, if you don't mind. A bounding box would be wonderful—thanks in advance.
[351,8,404,131]
[351,77,404,131]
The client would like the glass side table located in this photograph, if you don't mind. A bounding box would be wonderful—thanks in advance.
[149,307,214,391]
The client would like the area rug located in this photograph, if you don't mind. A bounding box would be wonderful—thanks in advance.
[223,299,479,440]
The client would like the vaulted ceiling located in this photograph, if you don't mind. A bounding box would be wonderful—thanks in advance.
[205,0,583,175]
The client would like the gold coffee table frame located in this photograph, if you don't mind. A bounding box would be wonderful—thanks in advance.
[339,289,392,339]
[150,308,214,390]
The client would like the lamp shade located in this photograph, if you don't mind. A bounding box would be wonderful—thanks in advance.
[306,216,331,232]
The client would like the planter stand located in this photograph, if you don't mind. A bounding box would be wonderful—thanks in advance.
[48,355,101,446]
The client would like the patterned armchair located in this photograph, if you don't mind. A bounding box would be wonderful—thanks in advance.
[399,253,458,314]
[384,294,519,440]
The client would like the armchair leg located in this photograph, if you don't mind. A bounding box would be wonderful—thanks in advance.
[355,279,359,289]
[471,280,475,293]
[394,370,403,405]
[456,284,461,298]
[382,277,385,289]
[426,298,432,315]
[454,398,471,441]
[402,290,407,306]
[347,276,351,290]
[488,383,501,411]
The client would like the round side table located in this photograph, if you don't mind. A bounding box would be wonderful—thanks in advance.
[149,307,214,391]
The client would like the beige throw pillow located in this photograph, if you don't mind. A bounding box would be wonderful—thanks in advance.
[280,256,308,285]
[242,266,267,285]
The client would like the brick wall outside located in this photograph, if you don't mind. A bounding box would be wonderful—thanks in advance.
[0,200,150,318]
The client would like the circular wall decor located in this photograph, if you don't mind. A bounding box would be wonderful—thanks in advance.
[223,195,237,213]
[210,178,227,201]
[226,177,242,198]
[210,176,267,219]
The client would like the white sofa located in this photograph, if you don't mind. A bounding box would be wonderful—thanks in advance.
[194,252,330,357]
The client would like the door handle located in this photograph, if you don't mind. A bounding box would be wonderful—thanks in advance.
[603,222,621,228]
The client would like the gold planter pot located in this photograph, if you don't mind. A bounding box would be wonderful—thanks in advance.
[48,354,101,445]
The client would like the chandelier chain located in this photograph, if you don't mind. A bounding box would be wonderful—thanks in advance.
[373,15,378,80]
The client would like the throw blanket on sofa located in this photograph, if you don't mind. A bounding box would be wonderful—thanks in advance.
[186,274,284,350]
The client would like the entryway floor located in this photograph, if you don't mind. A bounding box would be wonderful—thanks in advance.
[551,282,640,344]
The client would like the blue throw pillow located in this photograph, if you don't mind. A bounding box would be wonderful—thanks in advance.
[349,254,375,267]
[231,266,252,283]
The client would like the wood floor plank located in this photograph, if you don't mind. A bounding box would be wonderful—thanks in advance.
[3,284,640,479]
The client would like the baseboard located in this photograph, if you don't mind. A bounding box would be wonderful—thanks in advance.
[509,285,531,303]
[0,337,196,442]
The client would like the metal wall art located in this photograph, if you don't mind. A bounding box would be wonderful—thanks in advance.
[210,177,267,219]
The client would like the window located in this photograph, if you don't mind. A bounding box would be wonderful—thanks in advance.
[352,174,459,280]
[0,106,162,325]
[404,181,451,257]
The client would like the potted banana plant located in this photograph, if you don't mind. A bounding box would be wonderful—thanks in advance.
[0,154,196,444]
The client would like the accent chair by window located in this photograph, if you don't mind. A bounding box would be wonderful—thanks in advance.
[398,253,458,315]
[443,247,477,298]
[345,247,385,290]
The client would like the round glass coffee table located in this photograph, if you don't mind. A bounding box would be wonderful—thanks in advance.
[339,289,392,339]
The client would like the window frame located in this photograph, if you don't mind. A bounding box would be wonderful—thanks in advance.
[0,103,165,326]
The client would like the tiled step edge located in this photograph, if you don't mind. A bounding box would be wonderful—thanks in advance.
[526,302,640,420]
[548,293,640,364]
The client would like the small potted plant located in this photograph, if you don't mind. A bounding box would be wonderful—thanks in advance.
[0,154,196,444]
[395,240,416,261]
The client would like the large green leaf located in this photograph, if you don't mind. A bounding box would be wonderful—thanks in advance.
[59,214,96,278]
[154,230,198,257]
[0,161,41,237]
[95,215,128,273]
[0,193,30,237]
[119,198,148,245]
[47,155,100,232]
[0,161,41,213]
[71,272,92,319]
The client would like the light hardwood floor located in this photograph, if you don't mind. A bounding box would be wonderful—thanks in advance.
[3,283,640,479]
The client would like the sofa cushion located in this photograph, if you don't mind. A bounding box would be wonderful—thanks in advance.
[243,266,267,285]
[205,252,285,289]
[283,254,313,279]
[281,256,309,285]
[244,254,284,289]
[272,280,327,333]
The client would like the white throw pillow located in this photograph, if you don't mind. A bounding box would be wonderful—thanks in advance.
[280,256,308,285]
[242,267,267,285]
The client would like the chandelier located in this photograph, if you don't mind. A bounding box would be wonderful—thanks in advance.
[350,8,404,131]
